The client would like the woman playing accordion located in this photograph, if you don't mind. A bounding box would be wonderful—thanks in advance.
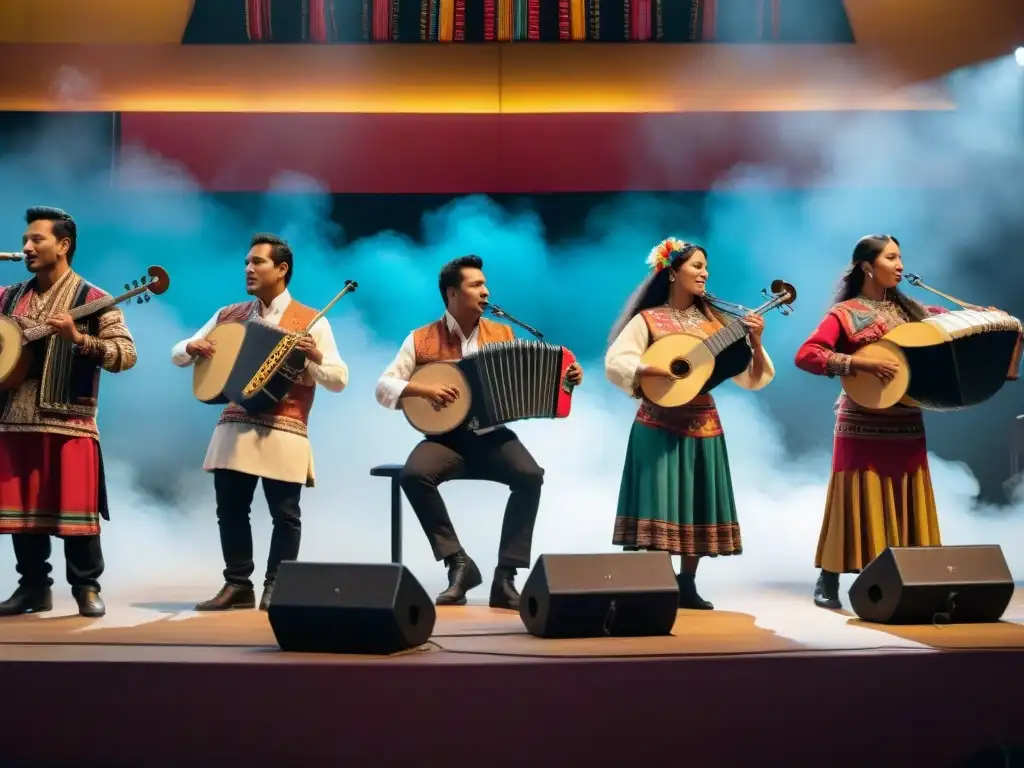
[794,234,951,610]
[605,239,775,610]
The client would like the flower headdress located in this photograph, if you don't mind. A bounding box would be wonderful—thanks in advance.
[646,237,691,273]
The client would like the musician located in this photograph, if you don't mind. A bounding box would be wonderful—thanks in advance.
[376,255,583,609]
[171,234,348,612]
[604,238,774,610]
[794,234,947,610]
[0,207,137,618]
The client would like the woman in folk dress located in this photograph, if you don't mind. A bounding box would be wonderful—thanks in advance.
[605,238,775,610]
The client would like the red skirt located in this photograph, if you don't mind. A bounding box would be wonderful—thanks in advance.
[0,432,107,536]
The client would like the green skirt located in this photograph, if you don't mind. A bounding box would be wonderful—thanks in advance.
[613,421,742,557]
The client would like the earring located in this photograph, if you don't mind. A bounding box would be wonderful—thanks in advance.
[867,272,874,278]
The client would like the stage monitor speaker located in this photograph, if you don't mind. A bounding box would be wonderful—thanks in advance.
[849,545,1015,625]
[267,562,436,654]
[519,552,679,638]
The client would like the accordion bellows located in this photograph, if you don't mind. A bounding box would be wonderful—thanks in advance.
[403,340,577,435]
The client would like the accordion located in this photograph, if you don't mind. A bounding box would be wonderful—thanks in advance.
[897,310,1023,411]
[402,340,577,435]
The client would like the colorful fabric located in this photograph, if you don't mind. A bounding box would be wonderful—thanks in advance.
[796,297,948,573]
[214,299,319,437]
[412,316,514,364]
[614,421,741,556]
[0,270,136,440]
[815,466,940,573]
[0,431,107,536]
[613,302,741,556]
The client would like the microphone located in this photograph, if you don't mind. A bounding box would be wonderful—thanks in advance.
[484,302,545,340]
[0,253,24,262]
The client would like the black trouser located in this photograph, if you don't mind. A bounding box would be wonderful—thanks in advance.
[12,534,104,591]
[399,428,544,570]
[213,469,302,589]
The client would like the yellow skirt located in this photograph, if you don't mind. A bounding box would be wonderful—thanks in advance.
[815,467,941,574]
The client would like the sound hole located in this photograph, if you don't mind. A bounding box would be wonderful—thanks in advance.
[528,596,538,618]
[867,585,882,604]
[669,358,691,378]
[408,604,420,626]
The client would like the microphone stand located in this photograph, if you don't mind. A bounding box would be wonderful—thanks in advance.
[486,304,545,340]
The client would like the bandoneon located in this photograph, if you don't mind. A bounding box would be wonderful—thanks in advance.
[193,318,307,415]
[896,309,1023,411]
[402,340,577,435]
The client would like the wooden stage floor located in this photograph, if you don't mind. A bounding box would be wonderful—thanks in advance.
[2,584,1023,663]
[4,586,1024,767]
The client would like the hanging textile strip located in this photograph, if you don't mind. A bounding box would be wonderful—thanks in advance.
[558,0,570,39]
[632,0,651,40]
[574,0,588,40]
[246,0,268,41]
[431,0,440,40]
[440,0,455,40]
[754,0,763,39]
[301,0,309,40]
[497,0,512,41]
[513,0,525,40]
[373,0,391,40]
[654,0,663,39]
[454,0,466,40]
[484,0,496,40]
[309,0,327,41]
[771,0,780,39]
[702,0,717,40]
[527,0,539,40]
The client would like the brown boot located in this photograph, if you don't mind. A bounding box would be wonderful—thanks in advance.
[195,583,256,611]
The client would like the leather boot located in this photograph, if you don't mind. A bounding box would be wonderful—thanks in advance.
[195,583,256,611]
[0,586,53,616]
[813,570,842,609]
[72,586,105,618]
[488,567,520,610]
[259,584,274,611]
[435,551,482,606]
[678,572,714,610]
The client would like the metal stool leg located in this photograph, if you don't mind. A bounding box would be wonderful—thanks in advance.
[390,477,403,564]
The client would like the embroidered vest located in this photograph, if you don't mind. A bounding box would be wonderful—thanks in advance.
[635,306,725,439]
[216,299,318,437]
[412,316,514,365]
[0,275,106,419]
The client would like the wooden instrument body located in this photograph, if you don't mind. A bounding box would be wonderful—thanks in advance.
[639,331,753,408]
[401,342,576,435]
[842,310,1023,411]
[0,265,170,392]
[0,316,52,391]
[192,320,308,414]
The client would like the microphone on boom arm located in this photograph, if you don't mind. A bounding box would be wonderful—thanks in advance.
[483,301,545,340]
[0,253,24,262]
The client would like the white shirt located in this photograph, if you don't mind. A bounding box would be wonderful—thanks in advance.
[171,289,349,486]
[376,310,498,435]
[604,313,775,396]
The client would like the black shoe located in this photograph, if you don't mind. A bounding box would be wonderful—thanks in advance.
[195,583,256,611]
[259,584,274,612]
[0,586,53,617]
[677,573,714,610]
[72,587,105,618]
[813,570,842,610]
[435,551,482,606]
[488,567,520,610]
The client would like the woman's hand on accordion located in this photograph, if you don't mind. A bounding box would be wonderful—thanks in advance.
[566,362,584,386]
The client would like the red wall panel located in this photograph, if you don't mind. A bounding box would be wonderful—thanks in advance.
[118,111,951,194]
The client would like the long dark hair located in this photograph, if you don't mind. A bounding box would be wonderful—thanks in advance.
[608,243,734,345]
[833,234,927,322]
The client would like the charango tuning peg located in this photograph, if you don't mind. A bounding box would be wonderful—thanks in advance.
[132,279,139,289]
[124,283,130,291]
[141,275,148,284]
[144,294,151,303]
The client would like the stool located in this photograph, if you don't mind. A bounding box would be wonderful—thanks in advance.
[370,463,405,564]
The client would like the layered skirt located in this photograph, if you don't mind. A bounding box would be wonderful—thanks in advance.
[613,397,742,557]
[815,396,940,574]
[0,432,107,537]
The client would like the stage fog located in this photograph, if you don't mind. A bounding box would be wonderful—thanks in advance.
[0,55,1022,605]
